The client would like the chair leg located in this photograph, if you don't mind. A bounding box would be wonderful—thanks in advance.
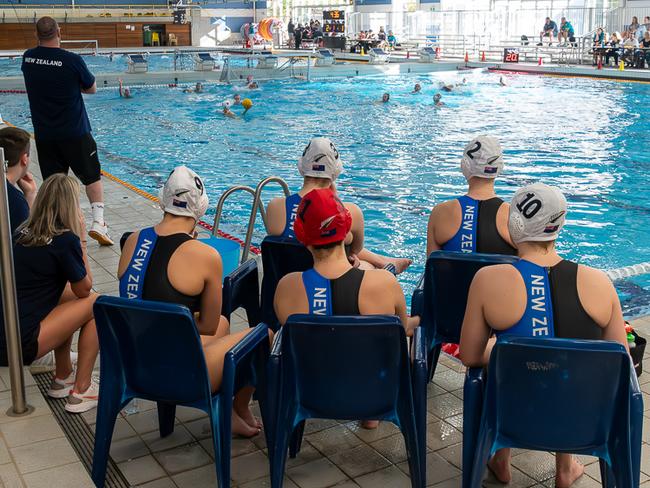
[469,426,494,488]
[610,441,636,488]
[157,402,177,438]
[598,458,615,488]
[396,411,424,488]
[289,420,305,458]
[427,343,442,383]
[462,370,485,488]
[271,420,296,488]
[92,396,124,487]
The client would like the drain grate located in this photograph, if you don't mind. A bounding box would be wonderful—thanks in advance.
[33,372,130,488]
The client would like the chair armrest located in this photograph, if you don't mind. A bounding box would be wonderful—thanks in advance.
[228,323,269,363]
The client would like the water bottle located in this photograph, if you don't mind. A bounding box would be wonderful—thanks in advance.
[122,399,140,415]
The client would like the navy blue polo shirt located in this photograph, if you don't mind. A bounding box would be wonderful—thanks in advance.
[21,46,95,141]
[0,231,87,364]
[6,180,29,237]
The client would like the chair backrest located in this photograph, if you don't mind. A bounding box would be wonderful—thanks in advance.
[198,52,213,60]
[372,48,387,55]
[283,314,411,421]
[93,295,212,405]
[422,251,519,346]
[261,236,313,329]
[487,337,633,455]
[129,54,146,63]
[319,49,334,57]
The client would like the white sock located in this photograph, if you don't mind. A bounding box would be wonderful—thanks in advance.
[91,203,105,225]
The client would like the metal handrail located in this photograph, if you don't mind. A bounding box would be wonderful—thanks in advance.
[0,149,29,416]
[212,185,267,237]
[241,176,291,264]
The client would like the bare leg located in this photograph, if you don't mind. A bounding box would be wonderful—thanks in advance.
[37,293,98,392]
[357,248,412,274]
[234,386,261,429]
[85,180,104,207]
[488,448,512,483]
[202,328,259,437]
[361,420,379,429]
[555,454,583,488]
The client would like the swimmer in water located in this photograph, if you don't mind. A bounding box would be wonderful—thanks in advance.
[412,83,422,94]
[499,76,508,86]
[233,94,242,105]
[118,79,132,99]
[441,82,454,92]
[223,101,236,118]
[433,93,445,107]
[457,77,467,86]
[246,75,259,89]
[183,82,204,94]
[381,92,390,103]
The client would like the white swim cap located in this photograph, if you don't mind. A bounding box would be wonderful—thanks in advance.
[509,183,567,244]
[298,137,344,181]
[159,165,209,222]
[223,100,231,109]
[460,135,504,181]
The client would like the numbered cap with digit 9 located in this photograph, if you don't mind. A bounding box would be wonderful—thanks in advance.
[508,183,567,244]
[460,135,504,181]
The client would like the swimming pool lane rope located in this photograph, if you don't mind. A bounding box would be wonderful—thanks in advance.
[606,263,650,282]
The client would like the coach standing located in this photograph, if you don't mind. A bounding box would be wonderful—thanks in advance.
[21,16,112,245]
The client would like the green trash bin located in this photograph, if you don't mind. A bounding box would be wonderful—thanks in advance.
[143,30,152,46]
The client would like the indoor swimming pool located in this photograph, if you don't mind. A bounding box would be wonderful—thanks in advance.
[2,69,649,315]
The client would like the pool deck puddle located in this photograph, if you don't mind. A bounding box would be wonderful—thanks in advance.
[0,145,649,487]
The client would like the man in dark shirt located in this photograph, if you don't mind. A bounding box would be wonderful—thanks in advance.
[0,126,36,236]
[538,17,558,45]
[21,16,113,246]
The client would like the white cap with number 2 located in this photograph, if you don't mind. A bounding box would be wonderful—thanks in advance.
[460,135,504,181]
[509,183,567,244]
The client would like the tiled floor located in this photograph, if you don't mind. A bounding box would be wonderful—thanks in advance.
[1,157,650,487]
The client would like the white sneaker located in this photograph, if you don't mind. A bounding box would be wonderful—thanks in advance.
[65,377,100,413]
[30,351,78,374]
[47,371,76,399]
[88,221,114,246]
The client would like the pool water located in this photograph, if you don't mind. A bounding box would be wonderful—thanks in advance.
[2,69,650,317]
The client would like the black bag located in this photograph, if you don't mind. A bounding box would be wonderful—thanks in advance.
[630,331,646,377]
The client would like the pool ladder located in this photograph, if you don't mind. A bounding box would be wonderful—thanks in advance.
[213,176,291,264]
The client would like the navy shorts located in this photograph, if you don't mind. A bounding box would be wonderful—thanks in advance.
[36,132,101,186]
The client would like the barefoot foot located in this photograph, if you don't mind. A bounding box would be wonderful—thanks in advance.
[232,411,260,438]
[235,405,262,429]
[556,456,584,488]
[361,420,379,430]
[386,257,412,274]
[487,453,512,484]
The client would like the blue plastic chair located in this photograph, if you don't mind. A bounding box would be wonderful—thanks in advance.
[91,296,270,488]
[260,236,313,330]
[466,337,643,488]
[222,258,261,327]
[410,251,519,381]
[267,314,427,488]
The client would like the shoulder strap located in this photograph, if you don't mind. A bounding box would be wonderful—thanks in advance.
[301,268,332,315]
[282,194,302,239]
[119,227,158,300]
[497,260,555,339]
[442,196,478,253]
